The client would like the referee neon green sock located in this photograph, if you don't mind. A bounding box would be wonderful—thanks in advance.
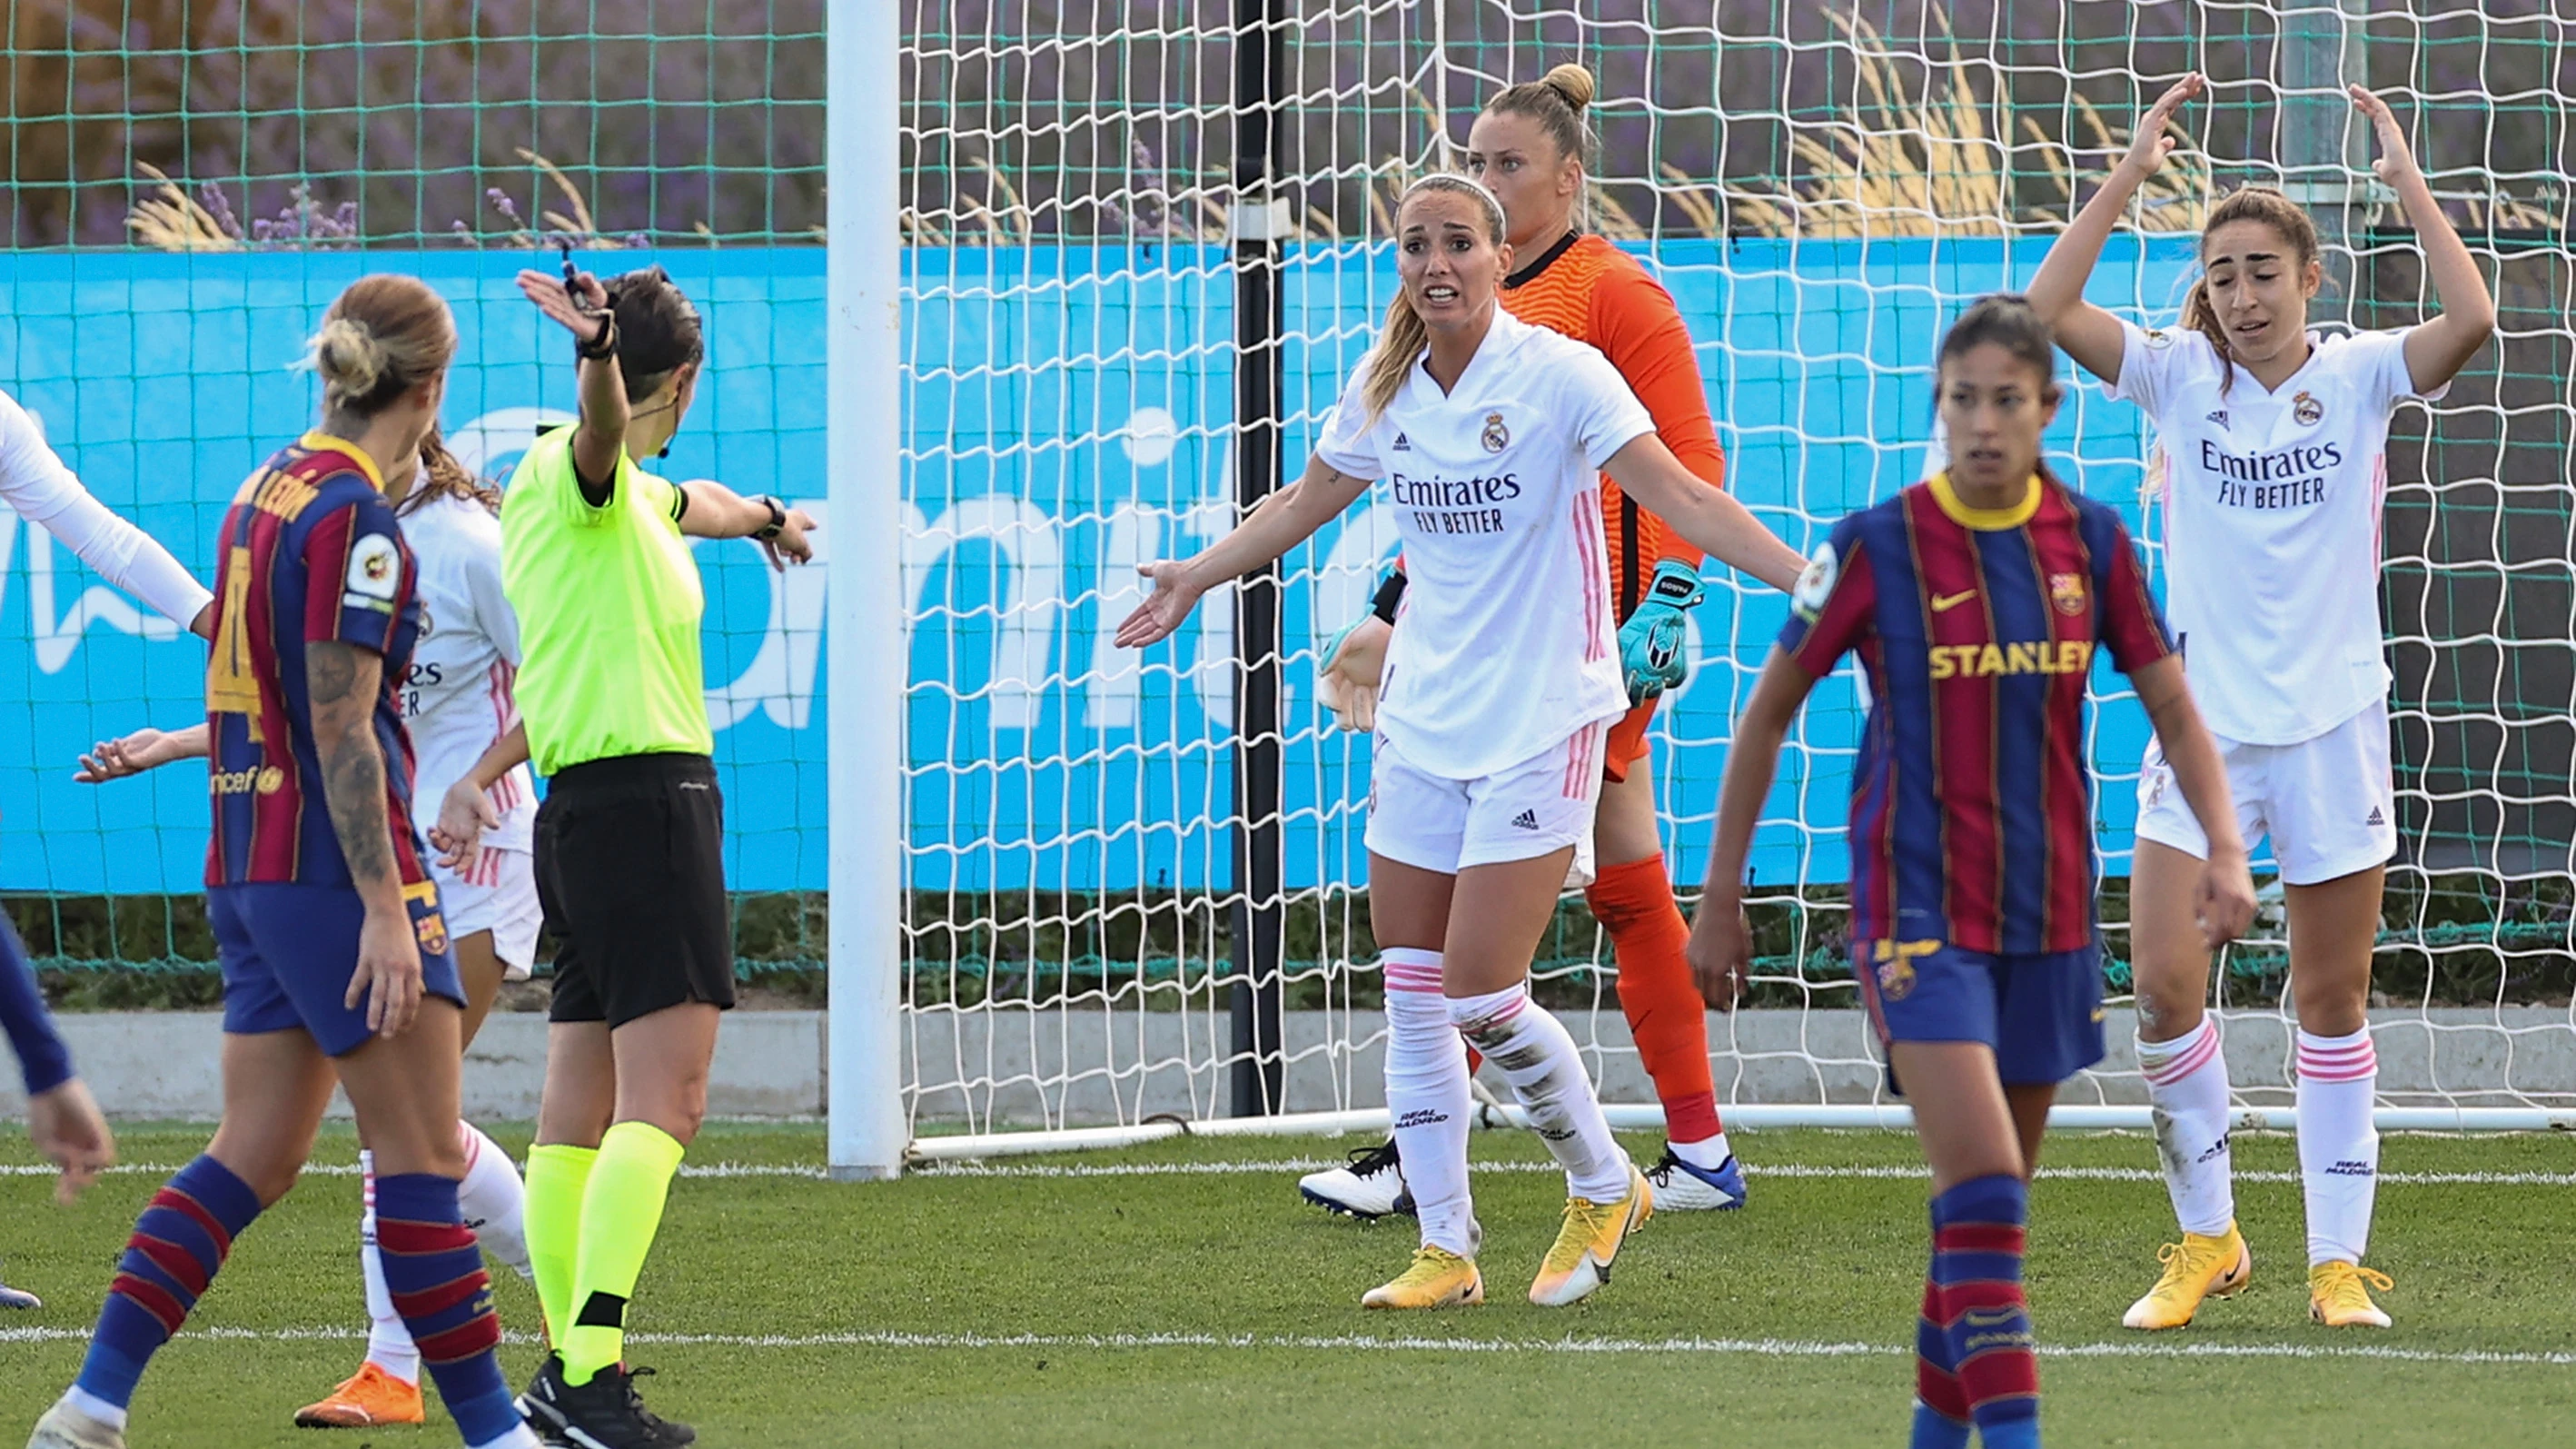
[523,1143,598,1348]
[560,1122,687,1385]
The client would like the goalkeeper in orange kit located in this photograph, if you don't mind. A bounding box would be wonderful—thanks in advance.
[1302,62,1804,1219]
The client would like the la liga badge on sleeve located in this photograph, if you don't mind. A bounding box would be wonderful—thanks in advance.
[1791,541,1838,620]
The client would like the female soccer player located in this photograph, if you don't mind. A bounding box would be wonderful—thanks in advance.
[1301,62,1804,1222]
[27,276,541,1449]
[1122,173,1794,1310]
[2023,75,2495,1330]
[74,429,540,1430]
[502,262,815,1447]
[1689,295,2257,1449]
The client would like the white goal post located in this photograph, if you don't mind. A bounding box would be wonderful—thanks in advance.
[827,2,2576,1174]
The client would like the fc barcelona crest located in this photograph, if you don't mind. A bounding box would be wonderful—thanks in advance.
[2048,572,2086,616]
[1481,412,1510,452]
[1876,958,1917,1001]
[2292,390,2324,426]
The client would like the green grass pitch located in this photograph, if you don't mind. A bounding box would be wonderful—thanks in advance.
[4,1125,2572,1446]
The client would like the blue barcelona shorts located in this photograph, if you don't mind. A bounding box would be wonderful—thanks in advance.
[1855,938,2106,1088]
[211,881,464,1058]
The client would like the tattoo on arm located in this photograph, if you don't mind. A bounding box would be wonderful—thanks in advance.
[306,640,396,893]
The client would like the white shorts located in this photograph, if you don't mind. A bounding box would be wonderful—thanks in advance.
[432,846,543,980]
[1363,721,1609,887]
[2135,700,2397,887]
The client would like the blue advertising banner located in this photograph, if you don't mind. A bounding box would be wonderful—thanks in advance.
[0,238,2195,897]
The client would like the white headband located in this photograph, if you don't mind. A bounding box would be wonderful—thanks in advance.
[1397,173,1508,235]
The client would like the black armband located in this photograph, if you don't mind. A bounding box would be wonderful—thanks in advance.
[1370,568,1407,624]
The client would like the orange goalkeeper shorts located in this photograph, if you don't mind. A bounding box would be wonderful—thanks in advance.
[1601,697,1659,785]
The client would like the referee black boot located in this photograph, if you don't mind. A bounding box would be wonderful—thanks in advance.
[521,1353,697,1448]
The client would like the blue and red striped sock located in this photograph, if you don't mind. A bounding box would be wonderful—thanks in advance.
[373,1173,520,1447]
[1910,1267,1971,1447]
[73,1155,263,1413]
[1932,1174,2040,1449]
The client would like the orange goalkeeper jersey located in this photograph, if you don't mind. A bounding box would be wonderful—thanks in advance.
[1500,232,1727,621]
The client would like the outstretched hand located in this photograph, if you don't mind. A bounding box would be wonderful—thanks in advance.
[2117,73,2204,182]
[75,726,197,783]
[2348,85,2421,187]
[515,267,613,341]
[1113,561,1209,650]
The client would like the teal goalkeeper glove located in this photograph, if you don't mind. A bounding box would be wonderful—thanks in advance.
[1619,560,1706,705]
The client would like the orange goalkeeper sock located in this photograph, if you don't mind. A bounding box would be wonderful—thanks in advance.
[1587,854,1722,1146]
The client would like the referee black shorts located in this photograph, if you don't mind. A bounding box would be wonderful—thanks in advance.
[536,752,737,1027]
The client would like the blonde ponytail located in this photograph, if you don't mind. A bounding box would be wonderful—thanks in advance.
[301,273,457,419]
[1360,293,1430,426]
[306,316,389,409]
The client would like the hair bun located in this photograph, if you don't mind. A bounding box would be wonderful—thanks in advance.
[1541,63,1596,114]
[307,316,387,402]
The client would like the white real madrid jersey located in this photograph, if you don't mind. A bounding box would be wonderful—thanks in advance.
[2105,320,2444,746]
[1315,308,1654,779]
[399,489,538,854]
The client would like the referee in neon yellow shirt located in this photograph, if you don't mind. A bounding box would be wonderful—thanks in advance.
[501,262,815,1446]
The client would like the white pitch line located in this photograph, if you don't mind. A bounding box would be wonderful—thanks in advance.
[906,1159,2576,1187]
[8,1160,2573,1186]
[0,1324,2567,1368]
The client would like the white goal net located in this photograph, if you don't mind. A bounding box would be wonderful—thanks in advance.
[883,0,2576,1154]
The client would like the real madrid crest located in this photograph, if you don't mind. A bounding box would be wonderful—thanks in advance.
[2292,390,2323,426]
[1481,412,1509,453]
[2047,571,2086,616]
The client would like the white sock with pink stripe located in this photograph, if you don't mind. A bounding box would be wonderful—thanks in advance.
[2294,1027,2380,1266]
[457,1121,531,1281]
[2135,1017,2235,1236]
[1447,981,1630,1202]
[1381,948,1476,1256]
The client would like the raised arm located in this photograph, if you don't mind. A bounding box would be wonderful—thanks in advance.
[2351,86,2498,393]
[0,390,213,636]
[1114,453,1372,649]
[1683,648,1820,1008]
[2026,73,2206,383]
[516,268,629,503]
[306,640,422,1037]
[1598,434,1804,592]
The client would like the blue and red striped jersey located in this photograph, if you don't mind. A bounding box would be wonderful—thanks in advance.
[203,433,431,890]
[1778,471,2174,955]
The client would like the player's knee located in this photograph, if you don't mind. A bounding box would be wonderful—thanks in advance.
[2131,982,2204,1044]
[619,1074,709,1146]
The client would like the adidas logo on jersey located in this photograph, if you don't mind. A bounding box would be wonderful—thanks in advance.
[1509,809,1540,830]
[1392,432,1412,451]
[2206,410,2229,428]
[2365,806,2385,827]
